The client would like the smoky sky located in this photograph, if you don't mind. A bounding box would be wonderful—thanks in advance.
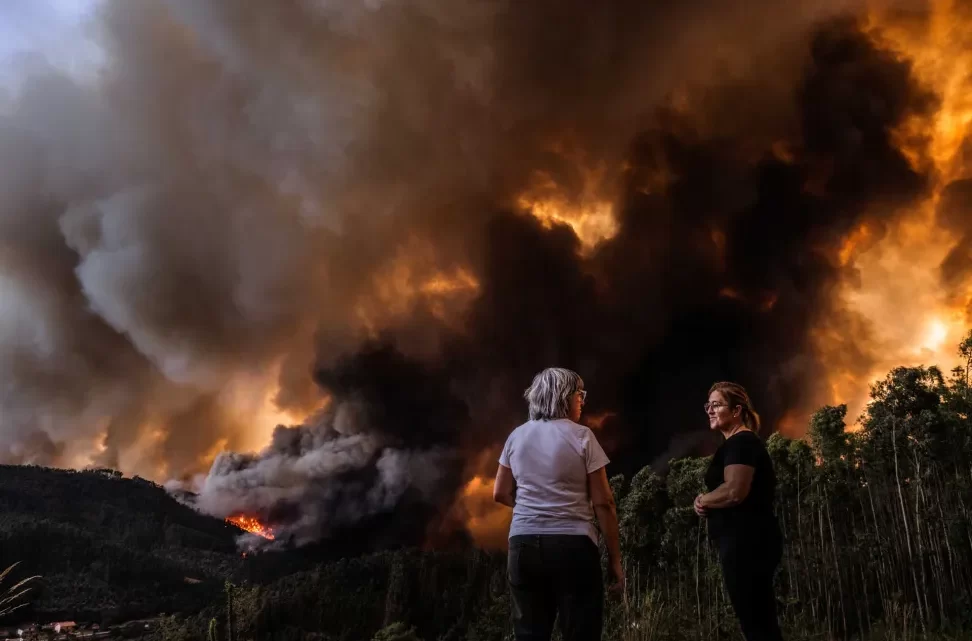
[938,179,972,301]
[0,0,955,547]
[435,14,937,473]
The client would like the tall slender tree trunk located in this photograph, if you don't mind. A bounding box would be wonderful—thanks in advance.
[892,420,926,630]
[825,493,847,635]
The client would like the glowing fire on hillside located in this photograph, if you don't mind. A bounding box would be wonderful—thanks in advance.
[226,514,275,541]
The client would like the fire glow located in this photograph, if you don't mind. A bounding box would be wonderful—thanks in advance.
[226,514,275,540]
[456,475,511,551]
[813,0,972,422]
[515,152,621,253]
[518,194,618,252]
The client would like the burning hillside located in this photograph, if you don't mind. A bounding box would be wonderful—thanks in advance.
[0,0,970,549]
[226,513,275,540]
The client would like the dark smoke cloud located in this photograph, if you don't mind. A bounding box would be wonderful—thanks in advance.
[418,14,937,475]
[0,0,945,547]
[937,179,972,312]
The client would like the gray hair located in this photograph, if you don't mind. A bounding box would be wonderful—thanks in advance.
[523,368,583,421]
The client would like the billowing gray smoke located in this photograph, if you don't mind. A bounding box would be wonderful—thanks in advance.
[194,343,468,548]
[0,0,961,548]
[198,412,456,548]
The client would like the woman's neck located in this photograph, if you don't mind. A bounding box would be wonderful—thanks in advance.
[720,423,749,440]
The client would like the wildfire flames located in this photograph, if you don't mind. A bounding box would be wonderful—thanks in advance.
[226,514,275,541]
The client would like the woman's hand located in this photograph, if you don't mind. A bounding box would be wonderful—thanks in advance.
[608,557,625,594]
[693,493,708,517]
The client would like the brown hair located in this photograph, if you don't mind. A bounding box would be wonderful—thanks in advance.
[709,381,761,433]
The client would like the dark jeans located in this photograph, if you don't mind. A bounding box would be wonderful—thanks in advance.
[716,532,784,641]
[507,534,603,641]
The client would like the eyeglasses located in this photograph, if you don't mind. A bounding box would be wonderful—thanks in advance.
[704,401,727,413]
[575,389,587,402]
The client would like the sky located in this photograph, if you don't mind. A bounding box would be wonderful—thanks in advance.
[0,0,103,90]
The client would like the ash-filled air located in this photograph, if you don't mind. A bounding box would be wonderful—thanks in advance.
[1,0,970,548]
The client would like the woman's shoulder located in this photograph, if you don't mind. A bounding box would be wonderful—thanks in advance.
[516,418,596,439]
[730,429,763,441]
[507,420,533,437]
[558,419,601,443]
[509,419,551,436]
[552,417,590,432]
[725,429,767,451]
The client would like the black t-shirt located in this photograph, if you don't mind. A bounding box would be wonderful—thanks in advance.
[703,430,778,542]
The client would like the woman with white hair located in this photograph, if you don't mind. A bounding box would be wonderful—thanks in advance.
[493,367,623,641]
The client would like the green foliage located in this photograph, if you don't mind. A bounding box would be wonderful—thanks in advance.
[808,404,851,466]
[463,592,510,641]
[664,457,708,506]
[609,473,627,503]
[372,621,422,641]
[957,329,972,376]
[156,615,195,641]
[618,467,667,571]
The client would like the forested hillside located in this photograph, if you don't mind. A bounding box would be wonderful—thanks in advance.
[0,465,246,623]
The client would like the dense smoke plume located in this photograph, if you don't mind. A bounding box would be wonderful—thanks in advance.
[1,0,969,548]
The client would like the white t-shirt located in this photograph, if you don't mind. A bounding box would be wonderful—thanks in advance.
[498,418,611,544]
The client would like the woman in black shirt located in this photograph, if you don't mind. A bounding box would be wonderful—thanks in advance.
[694,381,783,641]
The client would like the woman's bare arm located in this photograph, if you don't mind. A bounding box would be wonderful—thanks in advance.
[589,467,623,588]
[493,463,515,507]
[699,464,754,509]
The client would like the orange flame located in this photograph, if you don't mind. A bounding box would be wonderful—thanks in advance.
[353,236,481,335]
[517,192,618,252]
[226,513,275,540]
[515,143,621,253]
